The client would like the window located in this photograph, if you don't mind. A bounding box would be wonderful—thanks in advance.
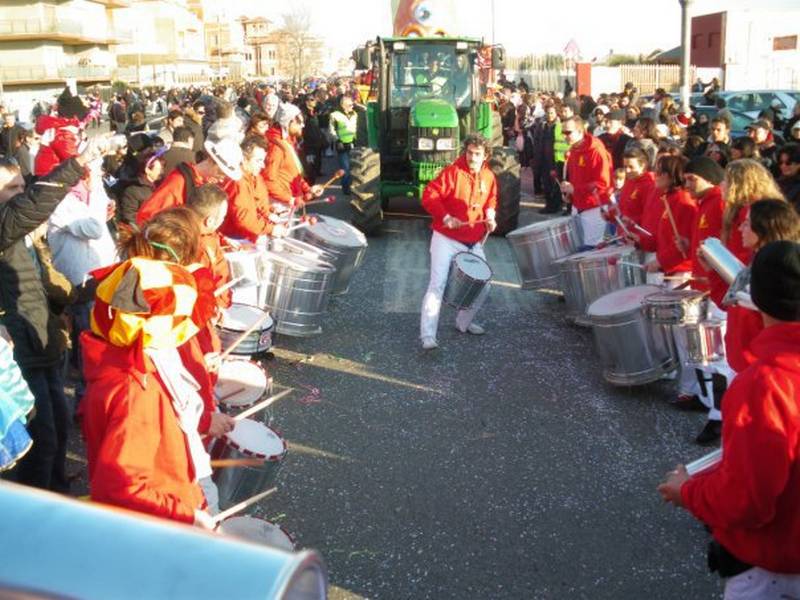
[773,35,797,51]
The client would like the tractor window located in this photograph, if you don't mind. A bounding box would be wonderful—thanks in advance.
[389,44,472,109]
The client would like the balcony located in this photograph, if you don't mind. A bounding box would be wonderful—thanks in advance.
[0,17,132,45]
[0,65,115,86]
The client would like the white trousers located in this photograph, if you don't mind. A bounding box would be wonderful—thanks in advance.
[420,231,490,340]
[724,567,800,600]
[572,206,606,247]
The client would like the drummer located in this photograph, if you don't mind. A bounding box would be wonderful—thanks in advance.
[82,208,222,528]
[220,136,289,243]
[419,133,497,350]
[616,147,656,234]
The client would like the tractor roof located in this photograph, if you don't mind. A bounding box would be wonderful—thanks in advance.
[380,36,483,45]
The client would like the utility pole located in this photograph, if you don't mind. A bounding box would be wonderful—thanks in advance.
[679,0,692,111]
[491,0,496,47]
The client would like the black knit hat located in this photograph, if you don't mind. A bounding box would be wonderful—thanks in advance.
[685,156,725,185]
[57,87,89,120]
[751,241,800,322]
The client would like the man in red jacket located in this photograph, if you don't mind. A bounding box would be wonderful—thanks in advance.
[560,116,612,247]
[658,240,800,597]
[685,156,734,444]
[420,134,497,350]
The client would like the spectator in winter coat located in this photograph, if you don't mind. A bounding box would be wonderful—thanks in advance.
[161,126,195,178]
[599,110,634,171]
[156,109,184,145]
[776,144,800,211]
[658,240,800,598]
[746,120,780,176]
[119,148,166,226]
[0,113,24,159]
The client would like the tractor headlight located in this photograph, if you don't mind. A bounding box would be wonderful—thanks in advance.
[436,138,455,151]
[417,137,434,151]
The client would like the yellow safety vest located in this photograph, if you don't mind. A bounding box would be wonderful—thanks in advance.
[330,110,358,144]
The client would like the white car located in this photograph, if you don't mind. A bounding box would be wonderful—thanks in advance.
[715,90,799,120]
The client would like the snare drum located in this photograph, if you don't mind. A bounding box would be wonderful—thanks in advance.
[684,319,726,365]
[443,252,492,310]
[210,418,288,510]
[643,289,708,325]
[215,359,273,413]
[216,304,274,356]
[219,516,295,552]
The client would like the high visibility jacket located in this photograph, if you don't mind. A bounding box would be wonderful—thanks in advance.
[329,110,358,144]
[553,121,569,164]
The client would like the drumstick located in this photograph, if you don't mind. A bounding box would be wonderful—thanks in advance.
[659,193,688,259]
[217,386,246,402]
[234,387,293,422]
[302,195,336,208]
[214,276,245,297]
[212,487,277,526]
[218,311,274,361]
[210,458,264,469]
[320,169,345,190]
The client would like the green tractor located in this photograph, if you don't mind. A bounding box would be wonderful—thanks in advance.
[349,37,521,235]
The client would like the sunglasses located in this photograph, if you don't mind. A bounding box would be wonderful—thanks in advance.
[562,130,574,136]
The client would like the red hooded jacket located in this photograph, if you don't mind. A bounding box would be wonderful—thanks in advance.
[689,186,726,304]
[681,323,800,574]
[34,115,82,177]
[618,172,656,227]
[636,187,664,253]
[263,126,310,204]
[220,172,275,241]
[80,332,205,524]
[565,133,612,212]
[421,155,498,245]
[655,188,697,274]
[136,163,205,225]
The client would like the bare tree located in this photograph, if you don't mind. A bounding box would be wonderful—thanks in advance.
[278,8,323,84]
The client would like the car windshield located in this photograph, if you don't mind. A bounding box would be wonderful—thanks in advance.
[389,44,472,108]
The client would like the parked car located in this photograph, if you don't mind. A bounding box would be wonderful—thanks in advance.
[691,105,786,143]
[714,90,799,120]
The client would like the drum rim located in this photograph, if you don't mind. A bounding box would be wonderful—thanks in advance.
[215,359,269,406]
[506,216,575,237]
[587,285,663,317]
[452,251,493,280]
[220,303,274,331]
[225,423,288,460]
[219,515,296,547]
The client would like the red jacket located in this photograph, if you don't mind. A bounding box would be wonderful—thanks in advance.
[565,133,612,212]
[655,188,697,274]
[636,187,664,253]
[199,232,232,309]
[136,163,204,225]
[220,173,274,241]
[80,332,205,524]
[681,323,800,574]
[689,186,726,305]
[34,115,82,177]
[264,126,310,204]
[618,172,656,227]
[725,306,764,373]
[421,155,498,245]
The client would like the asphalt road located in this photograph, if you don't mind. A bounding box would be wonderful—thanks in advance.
[62,161,723,599]
[244,176,722,599]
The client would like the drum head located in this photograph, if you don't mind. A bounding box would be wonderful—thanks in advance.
[221,304,273,331]
[220,516,295,551]
[587,285,663,317]
[506,216,574,238]
[306,215,367,249]
[227,419,285,459]
[453,252,492,281]
[216,360,268,407]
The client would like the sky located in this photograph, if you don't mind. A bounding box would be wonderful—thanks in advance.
[212,0,800,60]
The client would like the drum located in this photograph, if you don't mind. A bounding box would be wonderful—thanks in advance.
[443,252,492,310]
[294,215,368,294]
[224,248,273,284]
[556,245,643,326]
[260,251,336,337]
[216,304,274,356]
[210,418,288,510]
[684,319,726,365]
[215,359,272,413]
[643,289,708,325]
[219,516,296,552]
[506,216,581,289]
[270,236,336,268]
[587,285,678,386]
[699,237,745,284]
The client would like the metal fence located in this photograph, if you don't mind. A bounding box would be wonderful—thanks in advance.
[618,64,686,94]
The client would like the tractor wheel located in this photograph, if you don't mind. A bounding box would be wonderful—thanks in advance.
[490,109,504,150]
[349,147,384,235]
[489,147,521,236]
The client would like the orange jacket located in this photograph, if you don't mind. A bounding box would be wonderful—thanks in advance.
[264,126,310,204]
[565,133,613,212]
[689,186,726,304]
[618,172,655,227]
[220,173,274,241]
[136,163,204,225]
[80,331,205,524]
[655,188,697,274]
[421,155,498,245]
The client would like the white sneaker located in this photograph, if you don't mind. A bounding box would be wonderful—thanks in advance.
[457,323,485,335]
[421,337,439,350]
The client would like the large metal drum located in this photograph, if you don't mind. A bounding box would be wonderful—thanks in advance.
[443,252,492,309]
[643,289,709,325]
[557,245,644,326]
[220,516,296,552]
[294,215,367,294]
[506,216,581,289]
[587,285,678,386]
[260,251,336,337]
[216,304,274,356]
[270,236,337,268]
[0,481,328,600]
[210,418,288,510]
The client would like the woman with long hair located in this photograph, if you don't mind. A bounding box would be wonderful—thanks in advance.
[118,147,166,226]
